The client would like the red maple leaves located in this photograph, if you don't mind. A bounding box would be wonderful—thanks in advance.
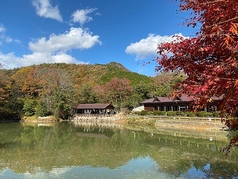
[156,0,238,117]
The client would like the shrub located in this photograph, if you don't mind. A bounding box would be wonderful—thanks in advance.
[176,111,186,116]
[153,111,166,116]
[187,112,196,117]
[197,111,213,117]
[196,111,206,117]
[207,112,213,117]
[167,111,177,116]
[213,111,221,117]
[160,111,167,115]
[140,110,149,116]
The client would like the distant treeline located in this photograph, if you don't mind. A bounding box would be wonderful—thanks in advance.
[0,62,185,120]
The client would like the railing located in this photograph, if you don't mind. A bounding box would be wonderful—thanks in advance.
[126,114,221,121]
[69,114,116,122]
[72,113,115,117]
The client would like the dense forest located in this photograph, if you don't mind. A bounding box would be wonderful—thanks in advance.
[0,62,184,120]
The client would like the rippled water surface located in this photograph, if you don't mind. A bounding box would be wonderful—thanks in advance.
[0,122,238,179]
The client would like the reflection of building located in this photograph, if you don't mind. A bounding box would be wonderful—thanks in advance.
[141,94,223,112]
[72,103,115,115]
[72,120,122,132]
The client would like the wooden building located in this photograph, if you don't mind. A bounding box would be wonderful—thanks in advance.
[72,103,115,115]
[141,94,222,112]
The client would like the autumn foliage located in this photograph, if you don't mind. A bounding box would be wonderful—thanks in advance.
[157,0,238,117]
[156,0,238,154]
[0,63,159,120]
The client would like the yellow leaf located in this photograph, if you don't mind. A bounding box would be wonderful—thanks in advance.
[235,80,238,86]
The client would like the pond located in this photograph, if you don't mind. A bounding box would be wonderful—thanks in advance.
[0,122,238,179]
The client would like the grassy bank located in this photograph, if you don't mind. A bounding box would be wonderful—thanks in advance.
[21,115,59,123]
[125,115,226,131]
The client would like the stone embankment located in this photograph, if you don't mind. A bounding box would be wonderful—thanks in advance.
[69,113,127,123]
[69,115,116,122]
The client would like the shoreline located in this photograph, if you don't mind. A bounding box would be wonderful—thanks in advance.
[18,114,229,133]
[155,118,226,131]
[21,116,59,123]
[3,114,232,141]
[125,115,226,131]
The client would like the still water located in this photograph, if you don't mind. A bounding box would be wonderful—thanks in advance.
[0,122,238,179]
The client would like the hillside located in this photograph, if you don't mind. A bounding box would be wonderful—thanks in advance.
[0,62,155,120]
[98,62,153,85]
[23,62,153,86]
[0,62,185,120]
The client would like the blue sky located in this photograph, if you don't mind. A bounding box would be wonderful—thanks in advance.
[0,0,197,76]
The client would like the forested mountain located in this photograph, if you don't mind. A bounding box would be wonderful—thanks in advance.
[0,62,184,120]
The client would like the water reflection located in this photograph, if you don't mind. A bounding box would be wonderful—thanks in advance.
[0,122,237,178]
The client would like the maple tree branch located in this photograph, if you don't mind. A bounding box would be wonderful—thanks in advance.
[217,16,238,25]
[200,0,228,5]
[216,76,238,81]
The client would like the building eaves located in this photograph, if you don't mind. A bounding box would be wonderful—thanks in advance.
[74,103,113,109]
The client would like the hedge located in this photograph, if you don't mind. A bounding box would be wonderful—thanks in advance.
[196,111,213,117]
[134,110,220,117]
[167,111,177,116]
[153,111,166,116]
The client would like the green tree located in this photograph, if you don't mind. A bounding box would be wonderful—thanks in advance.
[133,82,151,100]
[77,82,99,104]
[53,91,71,119]
[123,93,142,110]
[23,98,35,117]
[35,100,48,117]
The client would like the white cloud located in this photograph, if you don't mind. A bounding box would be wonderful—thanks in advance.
[19,166,71,179]
[125,33,188,60]
[29,27,101,53]
[0,51,88,69]
[0,24,6,33]
[0,24,20,45]
[5,37,13,43]
[0,52,21,69]
[0,27,100,69]
[32,0,63,22]
[22,52,87,65]
[71,8,97,26]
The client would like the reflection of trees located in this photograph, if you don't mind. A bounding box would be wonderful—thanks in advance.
[143,131,238,178]
[0,123,238,178]
[222,131,238,156]
[198,161,238,179]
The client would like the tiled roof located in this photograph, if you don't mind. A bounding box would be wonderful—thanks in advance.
[73,103,114,109]
[156,97,172,102]
[141,99,154,103]
[141,97,172,103]
[141,94,223,104]
[142,94,194,104]
[175,94,194,101]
